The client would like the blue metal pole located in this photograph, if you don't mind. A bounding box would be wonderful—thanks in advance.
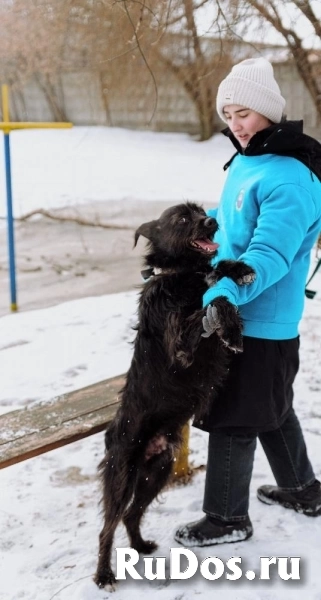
[3,132,17,311]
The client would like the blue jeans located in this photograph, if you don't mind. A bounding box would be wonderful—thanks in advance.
[203,408,315,522]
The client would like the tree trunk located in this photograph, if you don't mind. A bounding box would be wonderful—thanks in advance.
[99,71,113,126]
[36,73,68,122]
[195,82,215,141]
[183,0,215,139]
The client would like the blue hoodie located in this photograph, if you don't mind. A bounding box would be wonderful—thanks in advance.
[203,129,321,340]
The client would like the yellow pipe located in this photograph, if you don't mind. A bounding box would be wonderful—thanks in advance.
[0,122,73,131]
[173,422,190,479]
[1,85,72,131]
[2,85,10,122]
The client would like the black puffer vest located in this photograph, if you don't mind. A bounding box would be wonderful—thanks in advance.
[222,120,321,181]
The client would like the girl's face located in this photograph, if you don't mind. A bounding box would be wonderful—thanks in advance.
[223,105,272,148]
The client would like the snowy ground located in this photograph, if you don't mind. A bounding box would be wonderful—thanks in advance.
[0,127,229,220]
[0,127,320,600]
[0,127,230,315]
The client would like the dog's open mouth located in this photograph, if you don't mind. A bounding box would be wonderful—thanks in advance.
[190,239,219,253]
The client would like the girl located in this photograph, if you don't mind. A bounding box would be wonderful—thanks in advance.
[175,57,321,546]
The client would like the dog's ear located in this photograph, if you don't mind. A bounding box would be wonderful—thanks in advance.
[134,220,160,247]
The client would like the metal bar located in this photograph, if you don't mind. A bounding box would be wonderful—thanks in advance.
[0,122,72,130]
[2,84,10,122]
[3,132,17,311]
[0,83,73,312]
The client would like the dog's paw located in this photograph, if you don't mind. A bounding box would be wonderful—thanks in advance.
[237,271,256,285]
[201,304,222,338]
[133,539,158,554]
[234,262,256,285]
[94,569,117,591]
[220,331,243,353]
[217,317,243,353]
[202,297,243,353]
[215,260,255,286]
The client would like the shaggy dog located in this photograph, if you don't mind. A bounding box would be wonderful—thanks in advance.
[94,202,255,588]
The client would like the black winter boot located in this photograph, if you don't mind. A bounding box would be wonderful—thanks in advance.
[257,479,321,516]
[174,515,253,547]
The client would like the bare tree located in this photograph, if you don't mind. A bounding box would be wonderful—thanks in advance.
[110,0,321,136]
[110,0,236,140]
[0,0,71,118]
[0,0,237,138]
[4,0,320,139]
[0,0,123,120]
[226,0,321,122]
[151,0,233,140]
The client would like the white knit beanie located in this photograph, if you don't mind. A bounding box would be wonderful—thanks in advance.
[216,58,286,124]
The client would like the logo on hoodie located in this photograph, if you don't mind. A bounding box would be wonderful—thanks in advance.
[236,188,245,211]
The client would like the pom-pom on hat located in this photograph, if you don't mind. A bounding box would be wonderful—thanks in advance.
[216,57,286,124]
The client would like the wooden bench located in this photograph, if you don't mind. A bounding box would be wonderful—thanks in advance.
[0,374,124,469]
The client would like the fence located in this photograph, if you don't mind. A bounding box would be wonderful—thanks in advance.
[1,60,320,138]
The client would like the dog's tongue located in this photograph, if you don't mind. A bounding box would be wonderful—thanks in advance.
[195,239,219,252]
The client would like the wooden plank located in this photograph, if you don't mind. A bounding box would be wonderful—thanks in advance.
[0,374,125,469]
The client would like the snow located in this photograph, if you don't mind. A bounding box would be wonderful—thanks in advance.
[0,126,320,600]
[0,127,230,219]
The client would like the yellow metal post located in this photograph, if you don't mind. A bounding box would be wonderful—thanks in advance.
[173,422,190,479]
[2,84,10,125]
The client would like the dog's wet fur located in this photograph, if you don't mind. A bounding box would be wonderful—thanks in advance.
[94,202,255,589]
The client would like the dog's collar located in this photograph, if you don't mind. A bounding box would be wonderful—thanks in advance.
[141,266,174,280]
[141,267,157,280]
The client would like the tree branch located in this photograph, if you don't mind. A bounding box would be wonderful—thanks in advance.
[291,0,321,38]
[12,208,134,230]
[246,0,321,116]
[121,0,159,124]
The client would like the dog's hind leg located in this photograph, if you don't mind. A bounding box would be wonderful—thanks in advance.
[123,450,173,554]
[94,457,135,589]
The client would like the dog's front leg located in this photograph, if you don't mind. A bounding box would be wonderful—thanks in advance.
[165,309,205,368]
[212,260,256,285]
[202,296,243,352]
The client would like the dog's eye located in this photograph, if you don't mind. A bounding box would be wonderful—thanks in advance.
[179,217,187,224]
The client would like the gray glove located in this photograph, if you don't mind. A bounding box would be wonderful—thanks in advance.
[201,304,221,338]
[201,300,242,353]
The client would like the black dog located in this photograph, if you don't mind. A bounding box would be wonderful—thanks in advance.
[94,202,255,589]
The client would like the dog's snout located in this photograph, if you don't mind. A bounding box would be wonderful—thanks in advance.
[204,217,215,228]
